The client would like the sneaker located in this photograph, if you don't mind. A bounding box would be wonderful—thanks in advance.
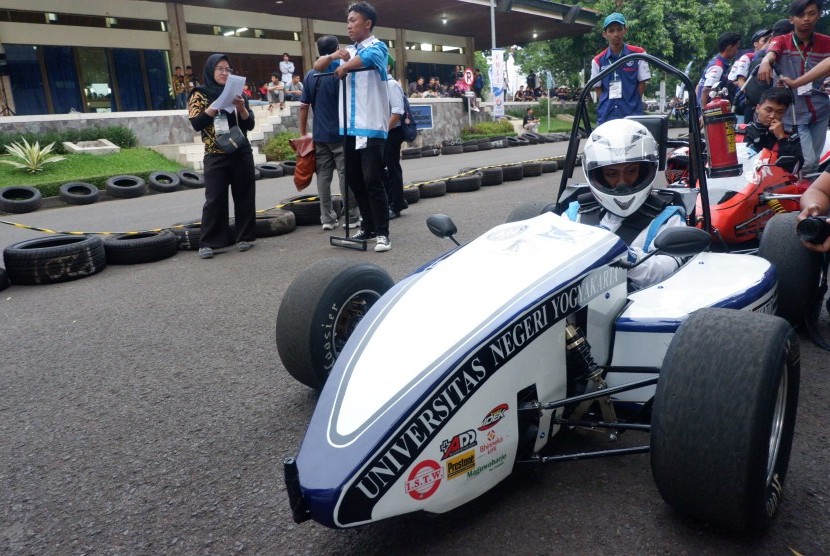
[198,247,214,259]
[237,241,253,252]
[346,220,361,229]
[388,209,400,219]
[374,235,391,252]
[322,221,339,231]
[351,229,375,241]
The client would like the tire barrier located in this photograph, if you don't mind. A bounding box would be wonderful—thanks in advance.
[178,169,206,188]
[418,180,447,198]
[256,163,284,179]
[461,166,503,186]
[3,234,105,285]
[279,194,344,226]
[420,146,440,157]
[446,172,482,193]
[541,160,559,173]
[254,167,262,181]
[148,171,182,194]
[402,185,421,205]
[59,182,100,206]
[0,186,43,214]
[462,144,479,153]
[103,230,178,265]
[440,145,463,155]
[254,210,296,237]
[501,163,524,181]
[170,220,202,250]
[522,161,544,178]
[280,161,297,176]
[105,175,146,199]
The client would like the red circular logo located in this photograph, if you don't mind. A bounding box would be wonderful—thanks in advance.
[405,460,443,500]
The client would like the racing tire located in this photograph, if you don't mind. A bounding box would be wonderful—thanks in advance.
[402,185,421,205]
[0,267,9,291]
[3,235,105,285]
[103,230,178,264]
[420,147,440,157]
[105,175,146,199]
[651,308,799,534]
[148,171,181,193]
[419,180,447,198]
[446,173,482,193]
[441,145,463,156]
[522,134,539,145]
[501,164,524,182]
[255,210,296,237]
[59,182,100,206]
[461,167,502,186]
[522,161,544,177]
[401,147,422,157]
[280,194,341,226]
[0,186,43,214]
[541,160,559,173]
[170,220,202,251]
[476,140,492,151]
[254,167,262,181]
[276,258,395,389]
[505,201,556,223]
[280,161,297,176]
[757,212,823,327]
[462,144,479,153]
[256,163,284,179]
[178,170,205,188]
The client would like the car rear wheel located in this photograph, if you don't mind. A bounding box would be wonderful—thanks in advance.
[651,308,799,534]
[276,258,394,389]
[757,212,822,327]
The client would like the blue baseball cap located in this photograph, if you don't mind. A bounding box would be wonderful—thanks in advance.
[603,13,627,29]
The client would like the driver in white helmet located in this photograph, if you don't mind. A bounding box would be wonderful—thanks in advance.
[564,119,687,290]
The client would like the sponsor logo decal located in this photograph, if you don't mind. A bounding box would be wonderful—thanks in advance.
[467,454,508,478]
[478,404,508,431]
[440,429,477,460]
[405,460,443,500]
[446,450,476,480]
[335,265,625,526]
[479,429,504,455]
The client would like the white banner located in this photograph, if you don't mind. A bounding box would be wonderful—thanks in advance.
[489,48,506,118]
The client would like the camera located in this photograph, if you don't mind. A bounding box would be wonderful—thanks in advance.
[796,215,830,244]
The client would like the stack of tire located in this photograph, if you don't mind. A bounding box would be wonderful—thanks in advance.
[0,186,43,214]
[171,210,296,250]
[279,194,343,226]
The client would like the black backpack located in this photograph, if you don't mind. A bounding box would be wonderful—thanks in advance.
[401,96,418,142]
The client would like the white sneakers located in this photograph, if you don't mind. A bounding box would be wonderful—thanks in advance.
[322,221,339,231]
[374,236,391,252]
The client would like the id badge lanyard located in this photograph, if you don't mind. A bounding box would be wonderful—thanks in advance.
[606,48,625,99]
[793,33,814,97]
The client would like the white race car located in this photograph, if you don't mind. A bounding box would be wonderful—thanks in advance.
[276,54,799,535]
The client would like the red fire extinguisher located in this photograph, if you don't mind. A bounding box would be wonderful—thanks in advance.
[703,89,742,178]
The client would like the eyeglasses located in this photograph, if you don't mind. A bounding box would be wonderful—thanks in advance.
[215,66,234,74]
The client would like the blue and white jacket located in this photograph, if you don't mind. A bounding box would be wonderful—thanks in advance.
[338,35,390,140]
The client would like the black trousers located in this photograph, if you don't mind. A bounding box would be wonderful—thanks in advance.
[384,126,405,213]
[345,135,389,237]
[200,150,257,248]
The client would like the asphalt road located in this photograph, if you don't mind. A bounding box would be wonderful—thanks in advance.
[1,141,828,554]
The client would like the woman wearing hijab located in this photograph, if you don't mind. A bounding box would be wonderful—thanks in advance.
[188,53,257,259]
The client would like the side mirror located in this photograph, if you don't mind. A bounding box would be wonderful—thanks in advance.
[426,214,460,246]
[653,226,711,257]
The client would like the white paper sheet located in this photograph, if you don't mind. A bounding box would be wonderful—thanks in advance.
[211,74,246,112]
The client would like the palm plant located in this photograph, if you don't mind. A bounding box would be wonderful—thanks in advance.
[1,138,66,173]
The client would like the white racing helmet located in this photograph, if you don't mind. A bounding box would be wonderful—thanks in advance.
[583,119,659,217]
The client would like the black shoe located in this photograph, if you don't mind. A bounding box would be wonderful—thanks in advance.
[389,209,401,219]
[351,229,375,241]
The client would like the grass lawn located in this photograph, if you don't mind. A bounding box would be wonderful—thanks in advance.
[0,148,183,196]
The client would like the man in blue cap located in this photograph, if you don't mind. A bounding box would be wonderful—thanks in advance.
[590,12,651,125]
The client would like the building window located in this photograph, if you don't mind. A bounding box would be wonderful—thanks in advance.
[186,23,299,41]
[0,9,166,31]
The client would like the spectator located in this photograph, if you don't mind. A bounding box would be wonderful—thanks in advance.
[591,12,651,125]
[172,66,187,109]
[696,31,742,106]
[522,107,540,134]
[798,170,830,252]
[744,87,804,173]
[473,68,485,99]
[409,76,425,97]
[299,35,360,231]
[185,65,200,92]
[316,2,392,252]
[729,28,773,122]
[746,19,795,79]
[385,61,407,218]
[279,53,295,85]
[266,72,285,110]
[514,85,526,101]
[241,83,253,99]
[187,53,257,260]
[526,70,537,91]
[565,119,686,290]
[258,81,269,101]
[762,0,830,172]
[284,74,304,101]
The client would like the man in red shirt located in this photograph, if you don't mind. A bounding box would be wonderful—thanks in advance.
[758,0,830,173]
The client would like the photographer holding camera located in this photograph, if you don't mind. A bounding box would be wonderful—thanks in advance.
[798,173,830,252]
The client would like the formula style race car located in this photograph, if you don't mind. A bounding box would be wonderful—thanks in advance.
[275,54,800,535]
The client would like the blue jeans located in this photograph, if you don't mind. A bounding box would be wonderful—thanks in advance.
[797,118,829,172]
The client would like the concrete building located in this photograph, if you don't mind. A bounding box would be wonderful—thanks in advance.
[0,0,597,116]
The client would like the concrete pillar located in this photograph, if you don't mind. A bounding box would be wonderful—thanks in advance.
[394,27,405,81]
[166,2,190,70]
[301,18,316,73]
[466,36,475,71]
[0,33,14,115]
